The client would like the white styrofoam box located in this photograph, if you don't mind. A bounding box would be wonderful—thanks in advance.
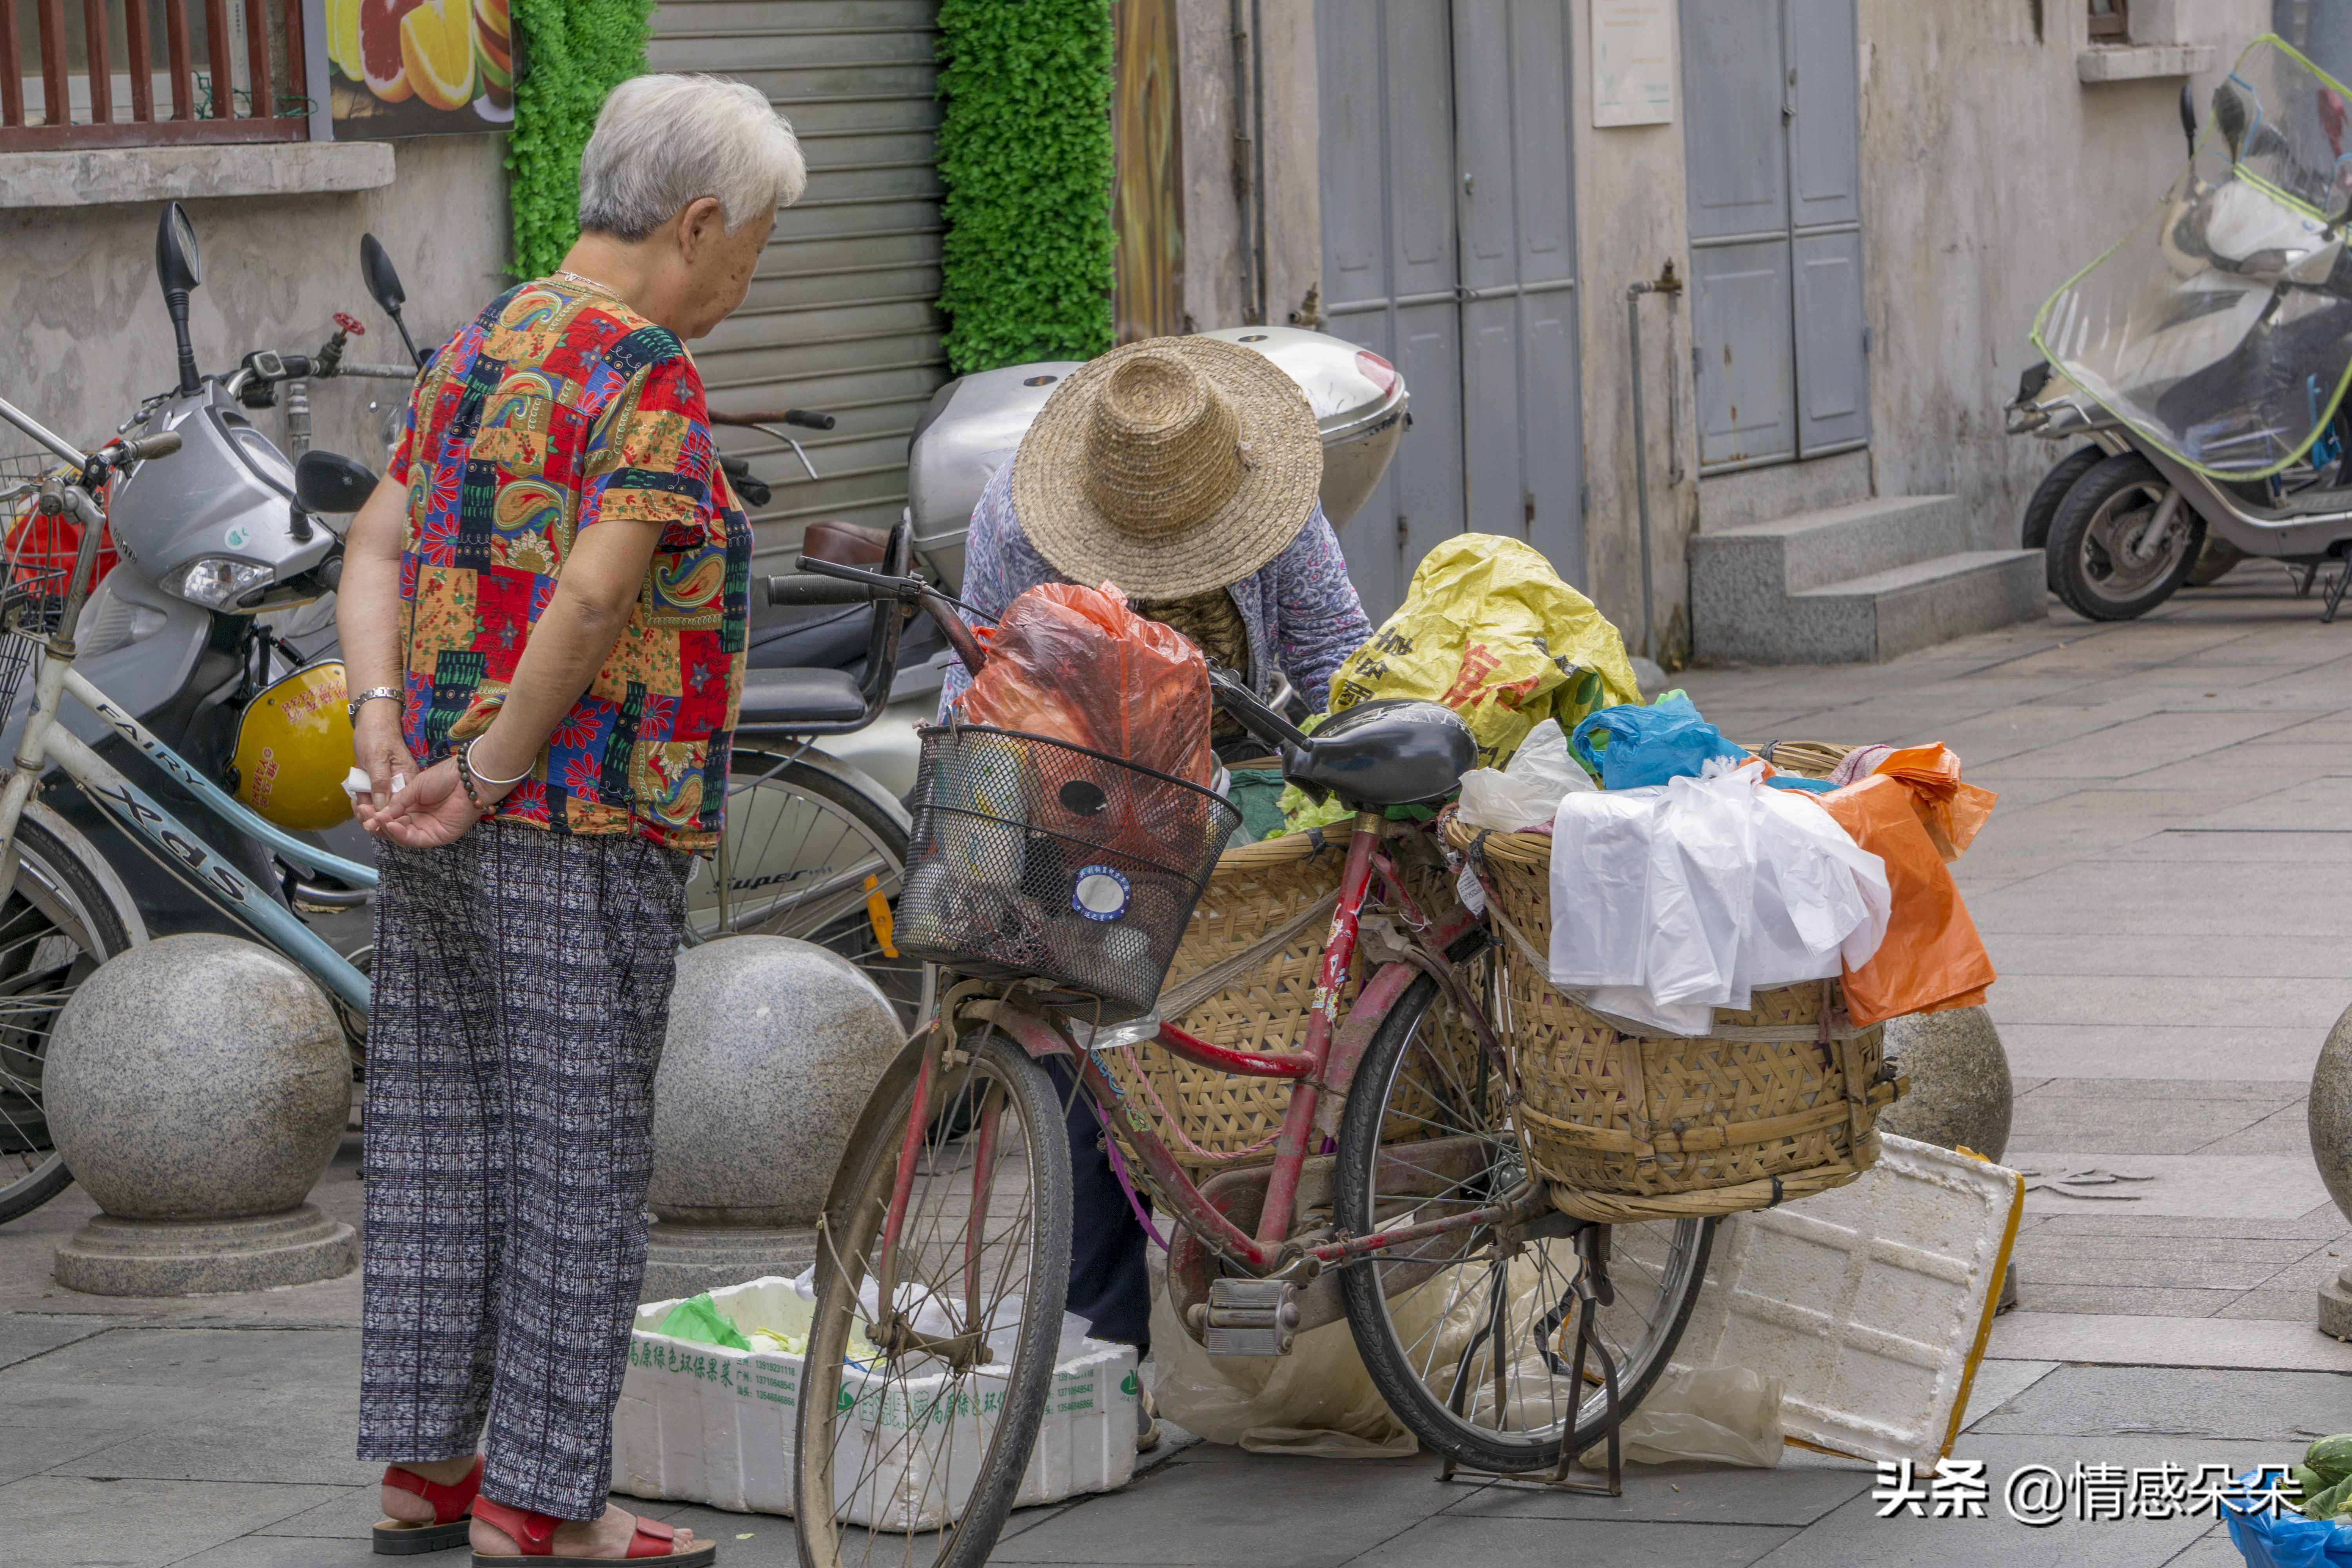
[612,1276,1138,1527]
[1651,1134,2025,1465]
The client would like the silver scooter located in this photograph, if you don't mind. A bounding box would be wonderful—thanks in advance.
[2014,71,2352,622]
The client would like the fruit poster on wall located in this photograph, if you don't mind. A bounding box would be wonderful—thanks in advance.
[327,0,517,136]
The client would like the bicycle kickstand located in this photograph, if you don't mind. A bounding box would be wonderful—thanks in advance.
[2325,560,2352,625]
[1434,1266,1623,1497]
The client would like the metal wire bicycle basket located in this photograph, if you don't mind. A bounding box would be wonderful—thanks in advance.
[898,724,1243,1022]
[0,450,82,728]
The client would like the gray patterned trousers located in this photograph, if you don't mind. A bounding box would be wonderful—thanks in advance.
[358,819,691,1520]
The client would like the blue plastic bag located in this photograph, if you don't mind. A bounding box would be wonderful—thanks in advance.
[1570,693,1748,791]
[2225,1473,2352,1567]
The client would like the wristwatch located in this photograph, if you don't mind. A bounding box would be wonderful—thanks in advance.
[347,686,401,722]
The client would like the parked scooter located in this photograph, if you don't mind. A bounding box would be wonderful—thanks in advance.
[2014,54,2352,622]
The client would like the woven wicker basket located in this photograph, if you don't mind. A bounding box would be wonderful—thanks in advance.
[1445,816,1902,1224]
[1100,821,1357,1174]
[1102,808,1472,1177]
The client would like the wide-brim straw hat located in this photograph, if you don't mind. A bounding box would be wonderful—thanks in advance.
[1012,335,1323,601]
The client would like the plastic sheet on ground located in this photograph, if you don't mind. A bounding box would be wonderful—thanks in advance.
[1325,534,1640,769]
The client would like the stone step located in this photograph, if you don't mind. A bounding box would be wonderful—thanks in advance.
[1695,547,2045,665]
[1700,495,1969,593]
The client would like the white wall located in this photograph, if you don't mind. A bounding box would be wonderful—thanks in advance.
[0,136,508,469]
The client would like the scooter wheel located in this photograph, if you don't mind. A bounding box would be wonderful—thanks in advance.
[2021,444,2104,552]
[2047,452,2206,622]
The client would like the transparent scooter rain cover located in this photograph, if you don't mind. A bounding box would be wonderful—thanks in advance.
[2035,36,2352,478]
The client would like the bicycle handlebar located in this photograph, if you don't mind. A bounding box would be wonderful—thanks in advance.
[768,557,992,675]
[1205,662,1312,749]
[711,408,836,431]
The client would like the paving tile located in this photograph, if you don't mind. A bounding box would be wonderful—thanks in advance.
[2002,1254,2281,1293]
[1348,1514,1797,1566]
[1965,1364,2352,1441]
[986,1446,1457,1565]
[2110,829,2352,863]
[2005,1103,2273,1158]
[167,1538,369,1568]
[2019,1079,2304,1103]
[2218,1289,2332,1322]
[0,1474,347,1568]
[1984,975,2352,1031]
[2024,1208,2349,1241]
[1431,1461,1870,1526]
[1993,1026,2323,1083]
[1959,1359,2060,1433]
[2194,1107,2319,1157]
[248,1483,379,1541]
[1982,933,2352,982]
[2005,1284,2232,1318]
[2002,1154,2331,1221]
[2007,1234,2317,1266]
[0,1314,112,1372]
[1986,1312,2352,1369]
[1968,712,2308,780]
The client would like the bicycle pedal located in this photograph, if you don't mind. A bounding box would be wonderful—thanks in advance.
[1202,1278,1300,1357]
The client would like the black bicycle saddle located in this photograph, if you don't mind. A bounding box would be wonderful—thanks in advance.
[1280,699,1477,808]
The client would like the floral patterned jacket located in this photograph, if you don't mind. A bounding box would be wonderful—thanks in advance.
[937,462,1373,718]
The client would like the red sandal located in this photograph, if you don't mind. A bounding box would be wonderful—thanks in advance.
[468,1495,716,1565]
[374,1455,484,1555]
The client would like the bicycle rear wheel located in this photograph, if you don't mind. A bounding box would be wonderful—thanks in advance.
[1335,973,1715,1474]
[794,1027,1073,1568]
[0,812,140,1222]
[697,748,930,1031]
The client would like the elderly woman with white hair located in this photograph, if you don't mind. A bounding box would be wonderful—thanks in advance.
[338,73,802,1565]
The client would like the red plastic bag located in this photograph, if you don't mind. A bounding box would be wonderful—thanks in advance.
[1815,775,1994,1027]
[956,581,1214,785]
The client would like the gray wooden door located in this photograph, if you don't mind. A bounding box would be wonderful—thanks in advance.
[1316,0,1583,622]
[648,0,947,568]
[1682,0,1867,472]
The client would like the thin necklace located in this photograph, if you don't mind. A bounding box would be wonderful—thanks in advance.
[553,268,621,298]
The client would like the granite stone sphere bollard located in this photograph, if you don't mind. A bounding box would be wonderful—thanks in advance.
[1873,1005,2014,1163]
[2309,1003,2352,1334]
[643,935,906,1299]
[45,933,355,1296]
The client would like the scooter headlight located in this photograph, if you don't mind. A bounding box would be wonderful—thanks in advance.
[173,557,273,607]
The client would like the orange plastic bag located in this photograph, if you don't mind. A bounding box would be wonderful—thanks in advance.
[1868,744,1996,862]
[956,581,1214,784]
[1815,775,1995,1027]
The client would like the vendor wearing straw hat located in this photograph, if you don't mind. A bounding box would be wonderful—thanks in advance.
[941,334,1372,742]
[940,334,1374,1444]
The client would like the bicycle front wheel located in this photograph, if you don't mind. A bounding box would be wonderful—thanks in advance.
[1335,973,1715,1474]
[794,1027,1073,1568]
[0,813,140,1223]
[697,749,929,1030]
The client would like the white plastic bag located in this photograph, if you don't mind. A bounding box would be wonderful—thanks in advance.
[1578,1365,1785,1470]
[1455,719,1596,833]
[1548,761,1890,1031]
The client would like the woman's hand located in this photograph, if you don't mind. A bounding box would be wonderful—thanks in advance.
[350,703,417,820]
[362,758,485,848]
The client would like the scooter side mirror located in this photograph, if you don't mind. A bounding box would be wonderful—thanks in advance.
[2179,82,2198,161]
[295,450,379,514]
[360,232,426,368]
[156,203,203,396]
[359,232,405,316]
[156,203,200,294]
[2213,79,2251,164]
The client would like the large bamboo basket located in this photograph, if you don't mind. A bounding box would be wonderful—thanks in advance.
[1102,811,1473,1177]
[1445,815,1903,1224]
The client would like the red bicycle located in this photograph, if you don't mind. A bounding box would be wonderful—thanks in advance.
[785,563,1715,1568]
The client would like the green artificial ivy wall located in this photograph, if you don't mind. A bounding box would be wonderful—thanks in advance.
[506,0,655,279]
[936,0,1116,374]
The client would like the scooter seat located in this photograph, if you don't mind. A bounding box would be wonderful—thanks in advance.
[1279,699,1477,808]
[735,667,868,731]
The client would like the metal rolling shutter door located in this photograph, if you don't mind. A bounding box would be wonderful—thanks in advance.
[648,0,947,569]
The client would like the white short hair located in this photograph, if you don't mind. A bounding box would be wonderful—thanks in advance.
[578,74,806,239]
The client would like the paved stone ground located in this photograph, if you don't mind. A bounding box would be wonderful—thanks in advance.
[10,573,2352,1566]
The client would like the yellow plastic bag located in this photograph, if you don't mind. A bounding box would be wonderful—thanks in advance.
[1327,535,1640,769]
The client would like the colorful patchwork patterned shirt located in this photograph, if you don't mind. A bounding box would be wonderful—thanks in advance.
[388,276,750,851]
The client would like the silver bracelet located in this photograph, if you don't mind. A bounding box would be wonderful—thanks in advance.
[346,686,401,722]
[464,738,535,788]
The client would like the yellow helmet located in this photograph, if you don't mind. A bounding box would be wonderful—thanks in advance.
[230,660,356,831]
